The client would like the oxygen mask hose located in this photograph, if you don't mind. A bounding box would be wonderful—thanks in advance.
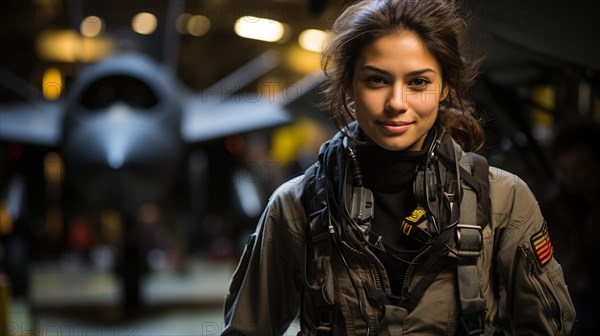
[347,147,374,235]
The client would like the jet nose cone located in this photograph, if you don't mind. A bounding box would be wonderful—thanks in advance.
[62,104,182,212]
[108,152,125,169]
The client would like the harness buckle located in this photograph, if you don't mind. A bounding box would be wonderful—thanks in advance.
[459,311,485,335]
[455,224,482,258]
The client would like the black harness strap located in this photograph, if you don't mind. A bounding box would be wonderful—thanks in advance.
[301,136,490,335]
[302,162,338,334]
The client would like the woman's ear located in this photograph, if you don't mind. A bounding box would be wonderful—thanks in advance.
[346,84,354,100]
[440,85,449,101]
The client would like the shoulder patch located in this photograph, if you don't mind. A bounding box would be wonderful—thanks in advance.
[530,223,553,268]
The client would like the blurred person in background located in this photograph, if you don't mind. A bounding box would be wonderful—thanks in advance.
[542,118,600,334]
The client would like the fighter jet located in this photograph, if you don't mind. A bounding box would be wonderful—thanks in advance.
[0,49,321,309]
[1,49,294,210]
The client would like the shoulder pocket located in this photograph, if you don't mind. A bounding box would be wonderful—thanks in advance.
[520,245,574,334]
[546,261,576,333]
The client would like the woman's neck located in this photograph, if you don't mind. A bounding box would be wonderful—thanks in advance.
[355,130,434,192]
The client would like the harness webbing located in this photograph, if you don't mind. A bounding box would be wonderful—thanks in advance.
[302,140,489,335]
[455,152,487,335]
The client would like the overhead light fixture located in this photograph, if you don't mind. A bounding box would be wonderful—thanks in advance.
[80,16,104,37]
[38,30,79,62]
[175,13,192,34]
[234,16,285,42]
[298,29,328,53]
[187,15,211,37]
[176,13,211,37]
[132,12,157,35]
[42,67,63,101]
[37,30,115,62]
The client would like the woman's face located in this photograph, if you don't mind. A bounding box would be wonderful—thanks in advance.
[351,31,446,151]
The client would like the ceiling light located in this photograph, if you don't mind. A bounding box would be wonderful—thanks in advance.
[37,30,115,62]
[298,29,328,53]
[175,13,191,34]
[187,15,211,37]
[42,67,63,101]
[80,16,104,37]
[234,16,285,42]
[132,12,157,35]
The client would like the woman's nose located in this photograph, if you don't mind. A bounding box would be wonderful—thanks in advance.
[385,83,408,114]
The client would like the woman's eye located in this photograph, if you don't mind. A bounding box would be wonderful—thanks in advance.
[409,78,430,88]
[366,76,386,86]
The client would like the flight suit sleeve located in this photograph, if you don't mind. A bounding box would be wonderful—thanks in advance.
[222,182,305,336]
[493,172,576,335]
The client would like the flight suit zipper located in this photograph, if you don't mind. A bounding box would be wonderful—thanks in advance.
[341,240,383,291]
[339,239,386,336]
[400,245,432,296]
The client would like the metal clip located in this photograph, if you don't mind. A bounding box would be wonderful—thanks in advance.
[455,224,483,258]
[351,186,374,226]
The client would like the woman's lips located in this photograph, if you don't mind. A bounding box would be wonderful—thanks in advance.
[377,121,413,134]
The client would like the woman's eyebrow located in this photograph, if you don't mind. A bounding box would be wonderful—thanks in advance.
[360,65,436,77]
[407,68,436,76]
[360,65,391,75]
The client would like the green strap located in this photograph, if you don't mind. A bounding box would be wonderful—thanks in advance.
[456,151,486,335]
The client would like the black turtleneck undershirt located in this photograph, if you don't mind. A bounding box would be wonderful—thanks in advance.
[355,131,433,295]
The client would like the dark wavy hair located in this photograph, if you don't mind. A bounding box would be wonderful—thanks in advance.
[321,0,485,152]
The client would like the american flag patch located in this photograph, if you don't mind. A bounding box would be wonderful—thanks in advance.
[530,223,553,268]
